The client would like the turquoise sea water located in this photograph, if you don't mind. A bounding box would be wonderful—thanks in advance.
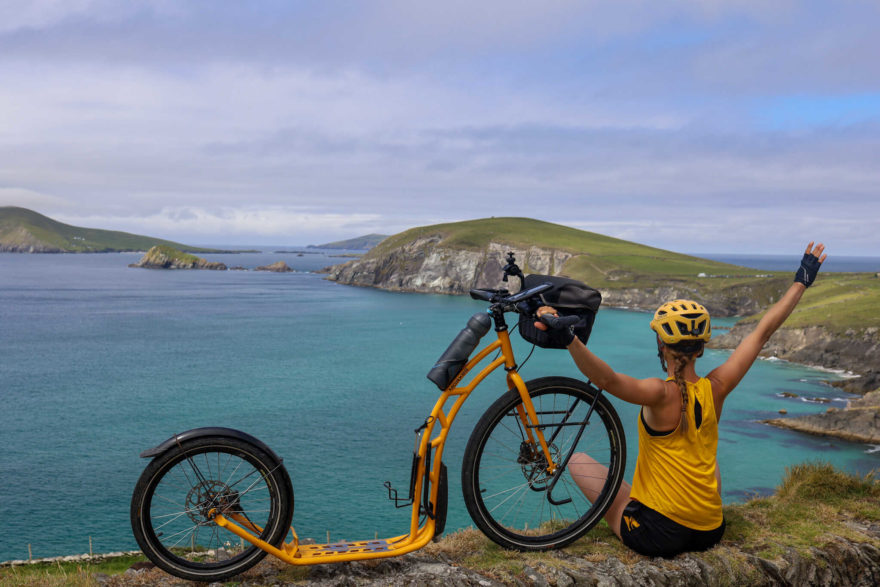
[1,251,878,562]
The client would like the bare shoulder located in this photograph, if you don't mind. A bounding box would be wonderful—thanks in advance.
[599,372,669,406]
[633,375,673,407]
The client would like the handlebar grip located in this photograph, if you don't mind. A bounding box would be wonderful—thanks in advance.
[539,313,580,330]
[469,289,498,302]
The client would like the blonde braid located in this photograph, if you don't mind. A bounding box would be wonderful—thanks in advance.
[669,349,695,435]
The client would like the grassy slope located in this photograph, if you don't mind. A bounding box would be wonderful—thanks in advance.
[0,207,223,253]
[734,272,880,335]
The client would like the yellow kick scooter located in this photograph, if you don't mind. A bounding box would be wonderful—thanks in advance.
[130,253,625,582]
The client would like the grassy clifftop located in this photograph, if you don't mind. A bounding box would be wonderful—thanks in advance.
[0,207,223,253]
[4,463,877,586]
[372,217,760,283]
[734,272,880,335]
[346,217,792,316]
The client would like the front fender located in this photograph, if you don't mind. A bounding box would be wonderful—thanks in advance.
[139,426,285,470]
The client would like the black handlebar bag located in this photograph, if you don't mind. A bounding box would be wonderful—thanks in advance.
[517,274,602,349]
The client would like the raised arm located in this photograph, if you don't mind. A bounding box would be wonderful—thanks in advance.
[568,338,667,405]
[708,242,826,410]
[535,308,667,406]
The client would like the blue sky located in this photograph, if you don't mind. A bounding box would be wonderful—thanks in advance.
[0,1,878,254]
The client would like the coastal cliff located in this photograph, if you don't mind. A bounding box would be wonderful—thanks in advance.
[711,324,880,393]
[327,238,570,296]
[325,234,777,317]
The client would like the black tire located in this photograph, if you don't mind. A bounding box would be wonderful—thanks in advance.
[130,436,293,582]
[462,376,625,550]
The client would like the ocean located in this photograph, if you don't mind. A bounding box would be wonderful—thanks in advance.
[1,250,878,563]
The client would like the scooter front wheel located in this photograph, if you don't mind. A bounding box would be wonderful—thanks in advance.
[130,435,293,582]
[461,377,625,550]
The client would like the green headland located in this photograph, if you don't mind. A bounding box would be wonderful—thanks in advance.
[0,207,231,254]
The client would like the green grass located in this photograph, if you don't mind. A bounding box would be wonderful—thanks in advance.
[0,207,227,253]
[0,554,146,587]
[147,244,202,265]
[723,462,880,560]
[734,273,880,334]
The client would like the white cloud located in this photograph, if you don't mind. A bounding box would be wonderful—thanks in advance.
[0,187,71,209]
[0,0,181,34]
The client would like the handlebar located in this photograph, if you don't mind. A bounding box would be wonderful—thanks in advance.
[468,282,553,310]
[538,312,580,330]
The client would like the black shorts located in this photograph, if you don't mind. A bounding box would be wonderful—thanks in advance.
[619,500,725,558]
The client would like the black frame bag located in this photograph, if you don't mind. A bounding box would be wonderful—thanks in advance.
[517,274,602,349]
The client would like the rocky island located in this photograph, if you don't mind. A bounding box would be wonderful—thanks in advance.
[129,245,227,270]
[255,260,294,272]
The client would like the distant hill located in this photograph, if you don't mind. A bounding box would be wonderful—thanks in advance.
[309,233,388,250]
[0,207,227,253]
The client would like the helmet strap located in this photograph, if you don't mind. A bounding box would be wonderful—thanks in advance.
[656,338,668,373]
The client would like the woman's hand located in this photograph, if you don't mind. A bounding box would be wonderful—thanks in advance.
[534,306,558,331]
[794,241,827,287]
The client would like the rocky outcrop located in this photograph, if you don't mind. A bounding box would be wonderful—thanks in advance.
[714,323,880,443]
[128,246,226,270]
[264,537,880,586]
[255,260,294,272]
[711,324,880,393]
[766,389,880,443]
[601,282,778,317]
[327,239,558,294]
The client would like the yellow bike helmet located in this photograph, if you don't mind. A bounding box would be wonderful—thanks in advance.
[650,299,711,345]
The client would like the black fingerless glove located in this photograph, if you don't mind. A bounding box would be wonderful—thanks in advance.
[794,253,822,287]
[561,325,576,346]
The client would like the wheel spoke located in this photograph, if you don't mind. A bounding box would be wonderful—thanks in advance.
[132,437,292,582]
[462,380,625,549]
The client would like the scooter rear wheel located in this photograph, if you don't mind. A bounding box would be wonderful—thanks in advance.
[130,436,293,582]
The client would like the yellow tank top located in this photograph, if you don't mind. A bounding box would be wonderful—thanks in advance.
[629,377,723,531]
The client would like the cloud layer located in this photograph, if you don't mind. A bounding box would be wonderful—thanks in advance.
[1,1,878,252]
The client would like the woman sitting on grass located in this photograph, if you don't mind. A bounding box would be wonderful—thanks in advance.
[535,242,826,557]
